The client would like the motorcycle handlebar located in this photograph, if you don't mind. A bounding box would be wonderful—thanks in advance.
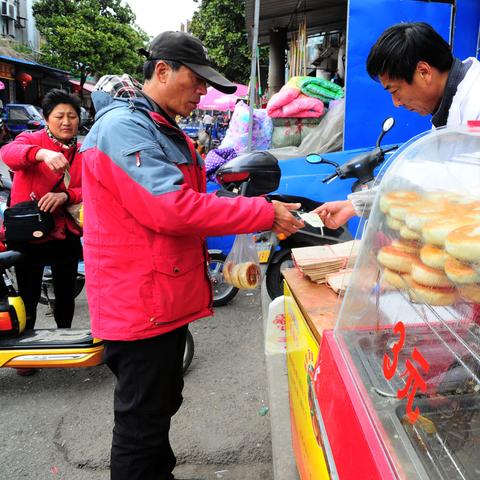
[322,172,338,183]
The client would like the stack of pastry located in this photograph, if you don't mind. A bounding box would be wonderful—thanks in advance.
[377,190,480,305]
[223,261,261,289]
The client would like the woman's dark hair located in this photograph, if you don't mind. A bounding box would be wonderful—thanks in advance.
[42,89,81,120]
[143,59,182,80]
[366,22,453,83]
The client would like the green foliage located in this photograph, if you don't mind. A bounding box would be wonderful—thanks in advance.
[190,0,251,84]
[33,0,148,84]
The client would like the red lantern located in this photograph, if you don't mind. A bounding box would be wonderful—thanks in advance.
[17,72,32,89]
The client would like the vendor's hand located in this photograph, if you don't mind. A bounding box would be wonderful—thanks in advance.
[271,201,304,238]
[38,192,68,212]
[36,149,69,173]
[313,200,356,229]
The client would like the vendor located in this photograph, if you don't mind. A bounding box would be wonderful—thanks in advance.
[315,21,480,229]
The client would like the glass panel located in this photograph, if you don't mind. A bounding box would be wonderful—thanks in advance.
[335,126,480,479]
[9,107,29,121]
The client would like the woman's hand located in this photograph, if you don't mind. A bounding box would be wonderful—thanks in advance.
[313,200,356,229]
[38,192,68,212]
[36,149,69,173]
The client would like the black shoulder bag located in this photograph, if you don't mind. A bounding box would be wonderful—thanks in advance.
[3,174,67,244]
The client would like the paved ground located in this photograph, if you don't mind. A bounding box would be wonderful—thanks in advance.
[0,287,274,480]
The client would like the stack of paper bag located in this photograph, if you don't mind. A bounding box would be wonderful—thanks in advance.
[326,269,354,295]
[291,240,360,284]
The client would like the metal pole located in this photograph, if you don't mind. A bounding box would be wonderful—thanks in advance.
[247,0,260,152]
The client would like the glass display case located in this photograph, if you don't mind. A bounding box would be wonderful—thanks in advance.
[316,126,480,479]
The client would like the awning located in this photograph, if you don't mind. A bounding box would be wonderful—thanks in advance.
[245,0,347,45]
[69,79,95,93]
[0,55,70,76]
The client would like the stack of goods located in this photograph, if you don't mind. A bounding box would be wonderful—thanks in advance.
[326,269,354,295]
[294,76,345,104]
[266,76,344,148]
[266,80,325,119]
[377,190,480,305]
[270,117,321,148]
[291,240,360,284]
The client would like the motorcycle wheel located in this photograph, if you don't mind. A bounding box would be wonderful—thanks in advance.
[39,274,85,306]
[209,251,239,307]
[183,329,194,374]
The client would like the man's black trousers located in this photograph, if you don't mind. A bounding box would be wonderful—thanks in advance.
[103,325,188,480]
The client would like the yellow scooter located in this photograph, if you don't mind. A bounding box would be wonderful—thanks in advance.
[0,250,103,370]
[0,250,194,373]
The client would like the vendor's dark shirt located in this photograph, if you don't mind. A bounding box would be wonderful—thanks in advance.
[431,58,470,128]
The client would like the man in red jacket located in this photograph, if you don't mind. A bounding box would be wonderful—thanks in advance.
[80,32,302,480]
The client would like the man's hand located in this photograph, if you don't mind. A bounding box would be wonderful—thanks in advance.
[271,200,304,237]
[38,192,68,212]
[36,149,69,173]
[313,200,356,229]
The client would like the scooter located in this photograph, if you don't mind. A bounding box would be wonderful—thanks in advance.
[215,151,351,299]
[213,117,397,299]
[0,249,194,374]
[305,116,397,192]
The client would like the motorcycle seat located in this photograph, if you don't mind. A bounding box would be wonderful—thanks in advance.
[0,328,101,349]
[0,250,23,269]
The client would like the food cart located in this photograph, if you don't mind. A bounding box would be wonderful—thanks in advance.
[283,124,480,478]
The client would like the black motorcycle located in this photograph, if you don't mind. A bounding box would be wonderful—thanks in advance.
[215,152,351,299]
[214,117,397,300]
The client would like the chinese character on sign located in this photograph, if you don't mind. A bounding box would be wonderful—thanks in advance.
[382,321,430,424]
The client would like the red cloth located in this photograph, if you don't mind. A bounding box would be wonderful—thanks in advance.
[0,129,82,240]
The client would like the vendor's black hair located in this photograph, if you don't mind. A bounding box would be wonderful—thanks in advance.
[143,59,182,80]
[42,89,81,120]
[366,22,453,83]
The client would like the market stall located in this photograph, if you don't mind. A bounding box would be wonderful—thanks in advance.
[283,125,480,479]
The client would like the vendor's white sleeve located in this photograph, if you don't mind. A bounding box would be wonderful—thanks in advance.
[347,187,377,217]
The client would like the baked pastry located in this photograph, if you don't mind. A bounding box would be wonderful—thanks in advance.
[421,217,476,247]
[405,206,451,232]
[444,258,480,284]
[411,260,453,288]
[389,204,417,221]
[229,263,241,288]
[380,191,421,214]
[223,261,234,284]
[459,284,480,303]
[236,262,261,289]
[391,239,420,255]
[406,278,457,306]
[383,268,410,290]
[400,225,422,241]
[445,223,480,262]
[227,262,261,289]
[420,244,450,269]
[386,215,403,231]
[377,246,418,274]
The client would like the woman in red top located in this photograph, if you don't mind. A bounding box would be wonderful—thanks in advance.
[0,89,83,338]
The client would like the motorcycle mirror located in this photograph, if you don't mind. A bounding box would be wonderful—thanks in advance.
[306,153,324,164]
[382,117,395,133]
[376,116,395,148]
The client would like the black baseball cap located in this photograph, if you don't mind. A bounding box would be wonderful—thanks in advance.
[139,31,237,94]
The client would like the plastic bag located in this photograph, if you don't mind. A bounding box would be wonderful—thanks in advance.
[222,234,262,289]
[220,101,273,154]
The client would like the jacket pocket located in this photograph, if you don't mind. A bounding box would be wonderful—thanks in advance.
[140,252,209,324]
